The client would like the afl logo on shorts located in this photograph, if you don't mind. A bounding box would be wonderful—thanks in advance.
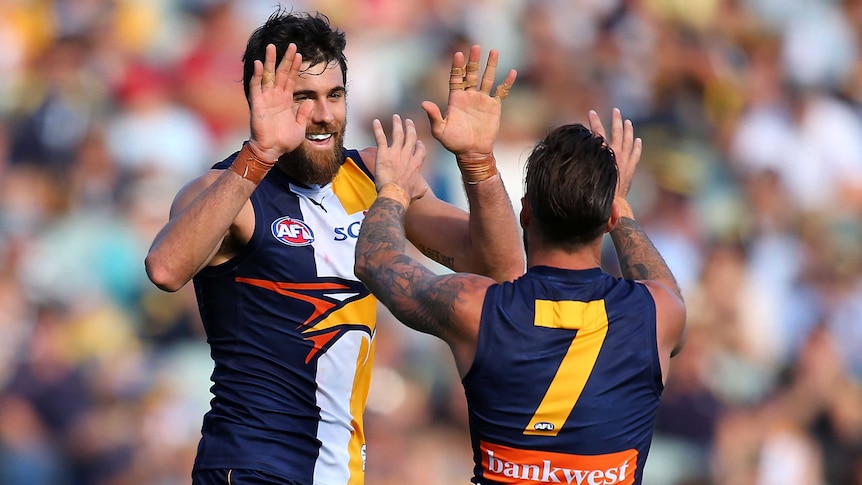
[271,216,315,246]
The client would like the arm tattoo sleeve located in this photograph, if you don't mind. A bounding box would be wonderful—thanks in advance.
[358,198,472,338]
[609,217,682,298]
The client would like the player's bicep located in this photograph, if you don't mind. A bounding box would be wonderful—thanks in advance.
[168,170,222,218]
[384,263,489,345]
[169,169,250,266]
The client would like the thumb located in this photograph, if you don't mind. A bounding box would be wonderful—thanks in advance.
[295,99,314,127]
[421,101,444,134]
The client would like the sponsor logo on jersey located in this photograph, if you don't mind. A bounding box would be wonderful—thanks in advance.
[333,210,366,241]
[333,220,362,241]
[272,216,315,246]
[481,441,637,485]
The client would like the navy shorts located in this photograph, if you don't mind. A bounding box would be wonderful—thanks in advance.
[192,469,305,485]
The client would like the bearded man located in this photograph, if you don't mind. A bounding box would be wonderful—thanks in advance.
[144,8,524,485]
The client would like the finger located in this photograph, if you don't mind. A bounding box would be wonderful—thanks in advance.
[631,137,643,169]
[250,59,264,102]
[492,68,517,101]
[588,110,606,139]
[274,43,300,89]
[463,45,481,90]
[262,44,277,86]
[420,101,444,137]
[449,51,466,90]
[403,118,417,158]
[414,176,430,201]
[372,118,389,150]
[617,135,642,195]
[621,119,634,160]
[479,49,499,94]
[413,139,427,161]
[280,53,302,94]
[412,147,429,201]
[295,99,314,130]
[391,114,404,150]
[611,108,623,152]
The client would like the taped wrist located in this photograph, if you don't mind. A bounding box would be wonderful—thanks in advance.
[457,154,499,185]
[377,182,410,209]
[229,144,276,184]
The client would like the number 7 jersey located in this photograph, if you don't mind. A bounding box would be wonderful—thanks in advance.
[464,266,663,485]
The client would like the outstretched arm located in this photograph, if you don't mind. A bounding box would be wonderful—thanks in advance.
[405,45,524,282]
[589,109,686,366]
[356,116,491,373]
[145,43,312,291]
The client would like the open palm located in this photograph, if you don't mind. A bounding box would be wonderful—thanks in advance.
[247,43,313,160]
[421,45,516,158]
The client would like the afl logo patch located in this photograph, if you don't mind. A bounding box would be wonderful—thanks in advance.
[533,422,555,431]
[271,216,315,246]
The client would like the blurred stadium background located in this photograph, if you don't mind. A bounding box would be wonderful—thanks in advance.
[1,0,861,483]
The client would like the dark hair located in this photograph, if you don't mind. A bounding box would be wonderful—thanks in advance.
[242,7,348,101]
[524,124,618,248]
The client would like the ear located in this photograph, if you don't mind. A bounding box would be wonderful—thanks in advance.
[519,197,530,230]
[606,200,621,233]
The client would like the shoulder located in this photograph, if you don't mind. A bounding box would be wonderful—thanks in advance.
[640,281,685,320]
[429,272,495,368]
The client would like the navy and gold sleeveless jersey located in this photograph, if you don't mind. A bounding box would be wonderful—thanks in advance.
[191,149,378,485]
[464,266,663,485]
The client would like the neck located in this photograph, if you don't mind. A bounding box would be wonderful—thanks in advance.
[526,239,603,271]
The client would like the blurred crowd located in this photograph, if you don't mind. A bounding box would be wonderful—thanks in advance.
[1,0,862,484]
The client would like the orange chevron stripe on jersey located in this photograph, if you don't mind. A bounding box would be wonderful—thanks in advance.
[234,278,350,326]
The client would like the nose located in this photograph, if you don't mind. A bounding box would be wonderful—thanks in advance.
[311,99,334,125]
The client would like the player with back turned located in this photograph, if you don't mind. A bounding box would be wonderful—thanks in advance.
[355,109,687,485]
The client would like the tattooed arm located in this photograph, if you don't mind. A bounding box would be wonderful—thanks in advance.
[610,207,682,299]
[355,193,493,375]
[408,44,524,282]
[589,108,686,377]
[610,200,686,366]
[356,115,494,375]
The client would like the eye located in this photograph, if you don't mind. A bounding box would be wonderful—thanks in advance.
[329,91,344,100]
[295,94,310,101]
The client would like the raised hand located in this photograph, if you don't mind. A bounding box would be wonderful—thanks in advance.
[372,114,429,205]
[420,45,516,159]
[247,43,314,161]
[588,108,642,200]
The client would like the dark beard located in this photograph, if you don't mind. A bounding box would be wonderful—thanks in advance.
[278,123,346,186]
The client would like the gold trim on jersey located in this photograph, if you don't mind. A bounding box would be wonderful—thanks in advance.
[332,156,377,215]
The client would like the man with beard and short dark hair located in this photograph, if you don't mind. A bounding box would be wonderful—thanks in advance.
[144,7,524,485]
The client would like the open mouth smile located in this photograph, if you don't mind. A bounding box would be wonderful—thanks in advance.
[306,134,333,142]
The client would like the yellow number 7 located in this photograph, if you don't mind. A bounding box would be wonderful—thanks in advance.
[524,299,609,437]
